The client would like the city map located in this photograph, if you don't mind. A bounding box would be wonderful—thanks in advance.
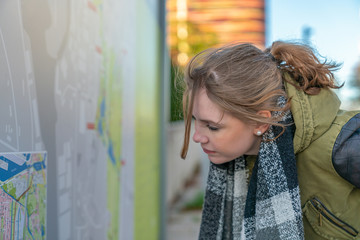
[0,152,47,240]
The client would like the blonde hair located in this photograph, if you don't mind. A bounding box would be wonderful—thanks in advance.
[181,41,341,159]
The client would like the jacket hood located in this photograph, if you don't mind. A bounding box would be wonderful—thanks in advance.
[283,73,341,154]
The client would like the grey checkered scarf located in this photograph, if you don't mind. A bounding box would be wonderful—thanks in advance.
[199,99,304,240]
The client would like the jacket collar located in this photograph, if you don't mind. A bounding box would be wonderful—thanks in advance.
[283,73,340,153]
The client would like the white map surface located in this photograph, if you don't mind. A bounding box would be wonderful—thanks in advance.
[0,0,135,239]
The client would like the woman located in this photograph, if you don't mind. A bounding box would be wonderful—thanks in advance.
[181,41,360,240]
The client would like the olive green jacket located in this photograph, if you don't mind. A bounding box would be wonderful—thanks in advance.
[285,76,360,240]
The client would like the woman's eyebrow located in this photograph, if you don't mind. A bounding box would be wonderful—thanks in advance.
[192,115,222,125]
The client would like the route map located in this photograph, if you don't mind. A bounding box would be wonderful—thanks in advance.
[0,152,47,240]
[0,0,157,238]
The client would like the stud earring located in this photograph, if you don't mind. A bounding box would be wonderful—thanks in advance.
[256,130,262,136]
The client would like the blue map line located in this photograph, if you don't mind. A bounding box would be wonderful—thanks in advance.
[96,96,119,166]
[108,142,116,165]
[1,186,26,207]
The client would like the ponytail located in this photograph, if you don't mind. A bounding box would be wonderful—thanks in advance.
[265,41,342,95]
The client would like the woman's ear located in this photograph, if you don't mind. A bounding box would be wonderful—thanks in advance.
[254,110,271,136]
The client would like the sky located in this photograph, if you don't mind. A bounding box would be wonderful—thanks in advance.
[266,0,360,106]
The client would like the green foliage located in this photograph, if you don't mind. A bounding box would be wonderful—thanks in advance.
[186,21,218,56]
[183,191,204,210]
[169,21,219,122]
[170,63,185,122]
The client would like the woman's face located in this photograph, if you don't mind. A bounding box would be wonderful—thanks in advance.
[192,88,262,164]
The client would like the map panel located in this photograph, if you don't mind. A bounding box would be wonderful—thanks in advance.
[0,152,47,240]
[0,0,161,239]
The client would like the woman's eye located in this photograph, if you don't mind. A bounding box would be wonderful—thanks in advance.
[207,125,219,131]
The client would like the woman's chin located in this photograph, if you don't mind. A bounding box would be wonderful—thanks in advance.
[208,155,233,165]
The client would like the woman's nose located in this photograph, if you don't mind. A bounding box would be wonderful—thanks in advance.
[193,128,207,143]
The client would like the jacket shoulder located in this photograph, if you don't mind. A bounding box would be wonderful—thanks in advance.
[332,113,360,188]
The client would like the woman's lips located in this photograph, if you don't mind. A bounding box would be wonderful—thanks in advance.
[202,148,216,154]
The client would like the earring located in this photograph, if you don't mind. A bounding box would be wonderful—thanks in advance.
[256,130,262,136]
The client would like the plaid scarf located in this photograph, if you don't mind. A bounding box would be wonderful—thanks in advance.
[199,99,304,240]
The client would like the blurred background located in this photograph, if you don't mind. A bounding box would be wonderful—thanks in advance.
[0,0,359,240]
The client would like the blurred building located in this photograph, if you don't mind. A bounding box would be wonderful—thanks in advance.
[167,0,265,66]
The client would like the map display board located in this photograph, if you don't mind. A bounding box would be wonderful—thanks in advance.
[0,0,163,239]
[0,152,47,240]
